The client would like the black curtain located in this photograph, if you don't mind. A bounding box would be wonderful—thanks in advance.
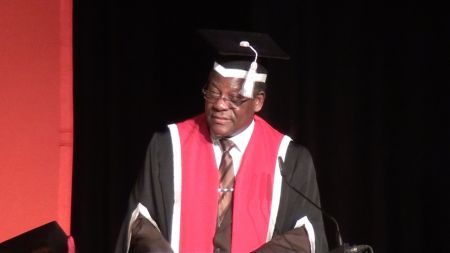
[72,1,449,253]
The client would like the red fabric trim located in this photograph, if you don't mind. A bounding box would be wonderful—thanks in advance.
[177,115,218,252]
[176,114,283,252]
[231,115,283,252]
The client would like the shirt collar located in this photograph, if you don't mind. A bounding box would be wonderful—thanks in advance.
[212,120,255,153]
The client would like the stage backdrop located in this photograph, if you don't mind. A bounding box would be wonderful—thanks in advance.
[0,0,73,242]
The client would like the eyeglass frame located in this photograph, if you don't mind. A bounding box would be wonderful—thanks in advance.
[202,88,251,108]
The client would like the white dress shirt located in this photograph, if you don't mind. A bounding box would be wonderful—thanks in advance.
[211,120,255,175]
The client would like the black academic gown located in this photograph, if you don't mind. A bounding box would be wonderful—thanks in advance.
[115,127,329,253]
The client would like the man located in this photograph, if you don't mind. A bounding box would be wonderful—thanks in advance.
[115,30,329,253]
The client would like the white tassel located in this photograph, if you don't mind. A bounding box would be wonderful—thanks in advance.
[240,62,257,98]
[239,41,259,98]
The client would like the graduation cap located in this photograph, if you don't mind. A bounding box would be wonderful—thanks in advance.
[198,29,289,98]
[0,221,71,253]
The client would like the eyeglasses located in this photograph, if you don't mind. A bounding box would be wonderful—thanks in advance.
[202,88,250,108]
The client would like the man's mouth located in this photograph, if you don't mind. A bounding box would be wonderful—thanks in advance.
[211,115,230,124]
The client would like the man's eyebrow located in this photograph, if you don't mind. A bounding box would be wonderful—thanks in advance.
[207,81,219,88]
[206,79,242,93]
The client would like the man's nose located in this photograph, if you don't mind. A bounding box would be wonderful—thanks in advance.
[213,96,231,110]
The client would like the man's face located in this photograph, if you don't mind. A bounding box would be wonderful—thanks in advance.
[204,71,265,138]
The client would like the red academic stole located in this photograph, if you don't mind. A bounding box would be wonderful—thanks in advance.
[176,114,283,252]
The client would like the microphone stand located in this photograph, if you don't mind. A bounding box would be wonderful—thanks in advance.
[277,157,374,253]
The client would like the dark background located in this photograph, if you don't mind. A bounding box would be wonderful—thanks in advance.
[72,1,449,253]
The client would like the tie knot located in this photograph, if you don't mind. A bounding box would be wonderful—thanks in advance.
[219,138,235,153]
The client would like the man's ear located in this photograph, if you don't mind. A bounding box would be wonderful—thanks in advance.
[253,91,266,112]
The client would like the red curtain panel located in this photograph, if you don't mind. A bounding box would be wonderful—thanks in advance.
[0,0,73,242]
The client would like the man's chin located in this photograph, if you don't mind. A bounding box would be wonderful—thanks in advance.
[209,125,232,138]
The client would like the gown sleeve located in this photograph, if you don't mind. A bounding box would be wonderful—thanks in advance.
[257,142,329,253]
[114,128,175,253]
[253,226,311,253]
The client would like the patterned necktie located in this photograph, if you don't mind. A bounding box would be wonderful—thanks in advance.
[217,138,235,227]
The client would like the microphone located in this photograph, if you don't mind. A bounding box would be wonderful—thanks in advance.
[277,156,374,253]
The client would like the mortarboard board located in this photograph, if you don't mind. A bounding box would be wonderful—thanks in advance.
[198,29,289,98]
[0,221,70,253]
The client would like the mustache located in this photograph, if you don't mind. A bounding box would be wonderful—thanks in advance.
[210,113,230,119]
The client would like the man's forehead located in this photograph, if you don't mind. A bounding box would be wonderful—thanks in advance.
[208,72,244,88]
